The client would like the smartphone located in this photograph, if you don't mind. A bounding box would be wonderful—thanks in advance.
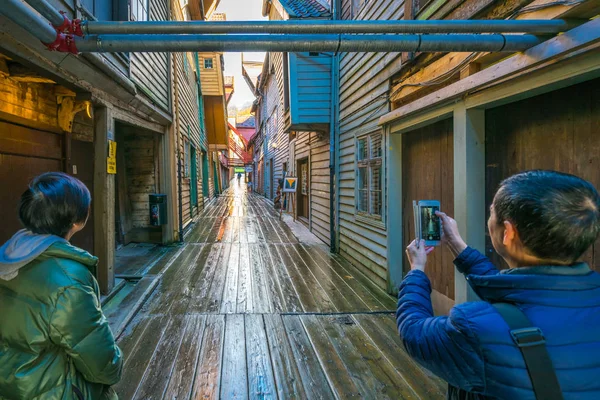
[413,200,441,246]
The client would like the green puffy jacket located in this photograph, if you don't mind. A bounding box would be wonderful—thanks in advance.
[0,242,123,399]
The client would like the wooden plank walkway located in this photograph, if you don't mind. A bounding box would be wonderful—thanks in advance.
[112,183,445,399]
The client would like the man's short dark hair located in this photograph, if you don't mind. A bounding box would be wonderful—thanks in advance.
[493,170,600,263]
[19,172,91,238]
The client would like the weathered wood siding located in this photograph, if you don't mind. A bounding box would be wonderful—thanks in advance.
[174,51,204,226]
[338,0,404,289]
[130,0,170,111]
[293,131,331,245]
[401,119,454,300]
[289,52,332,126]
[486,77,600,271]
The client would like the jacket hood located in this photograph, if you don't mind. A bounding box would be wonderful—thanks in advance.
[467,263,600,308]
[0,230,97,281]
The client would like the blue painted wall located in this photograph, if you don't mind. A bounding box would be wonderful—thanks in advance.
[289,52,332,125]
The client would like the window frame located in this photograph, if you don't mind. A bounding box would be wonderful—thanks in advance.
[355,130,385,228]
[130,0,149,22]
[204,58,214,69]
[183,138,191,179]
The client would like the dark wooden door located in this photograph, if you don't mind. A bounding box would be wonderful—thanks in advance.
[297,158,309,220]
[486,77,600,270]
[402,118,455,300]
[0,121,64,244]
[69,140,95,254]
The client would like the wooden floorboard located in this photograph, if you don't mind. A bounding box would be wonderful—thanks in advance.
[112,184,444,400]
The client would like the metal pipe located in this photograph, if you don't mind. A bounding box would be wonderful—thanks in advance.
[82,19,572,35]
[9,0,137,94]
[3,0,58,44]
[23,0,64,26]
[77,33,542,53]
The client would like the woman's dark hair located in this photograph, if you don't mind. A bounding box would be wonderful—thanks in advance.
[19,172,91,238]
[493,170,600,263]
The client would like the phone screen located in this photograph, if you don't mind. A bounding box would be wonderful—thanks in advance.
[420,206,441,241]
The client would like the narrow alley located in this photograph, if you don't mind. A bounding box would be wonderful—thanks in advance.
[105,183,445,399]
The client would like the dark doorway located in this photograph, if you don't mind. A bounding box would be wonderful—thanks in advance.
[201,150,209,198]
[190,146,198,217]
[297,158,309,223]
[269,159,274,200]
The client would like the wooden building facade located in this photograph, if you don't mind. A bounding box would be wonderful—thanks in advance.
[252,0,333,246]
[0,0,220,294]
[336,0,600,315]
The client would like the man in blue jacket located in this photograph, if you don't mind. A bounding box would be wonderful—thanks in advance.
[397,170,600,399]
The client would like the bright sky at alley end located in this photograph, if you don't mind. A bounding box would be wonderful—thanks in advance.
[215,0,266,110]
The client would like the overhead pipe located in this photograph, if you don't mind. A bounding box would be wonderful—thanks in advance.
[82,19,572,35]
[76,33,542,53]
[6,0,137,94]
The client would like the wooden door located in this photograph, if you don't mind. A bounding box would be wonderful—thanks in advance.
[69,140,94,254]
[486,77,600,270]
[402,118,454,300]
[297,158,309,221]
[0,121,63,244]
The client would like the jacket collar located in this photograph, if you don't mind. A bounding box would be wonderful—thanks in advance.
[501,262,591,276]
[42,242,99,275]
[467,263,600,307]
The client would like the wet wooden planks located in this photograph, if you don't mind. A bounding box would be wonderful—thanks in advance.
[116,313,444,399]
[113,185,443,400]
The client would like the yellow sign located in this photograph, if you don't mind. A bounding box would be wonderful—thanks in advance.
[107,140,117,174]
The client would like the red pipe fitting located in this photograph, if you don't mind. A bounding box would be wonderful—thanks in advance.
[56,11,84,37]
[44,32,79,54]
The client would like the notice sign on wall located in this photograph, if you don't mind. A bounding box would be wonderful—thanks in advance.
[107,140,117,174]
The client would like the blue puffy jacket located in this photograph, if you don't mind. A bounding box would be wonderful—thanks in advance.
[397,247,600,399]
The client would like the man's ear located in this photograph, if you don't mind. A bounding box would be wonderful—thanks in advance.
[503,220,516,247]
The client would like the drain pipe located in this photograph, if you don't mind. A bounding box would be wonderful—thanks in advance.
[7,0,136,95]
[328,0,340,253]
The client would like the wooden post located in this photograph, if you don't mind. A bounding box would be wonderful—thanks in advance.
[453,102,485,304]
[386,130,403,294]
[94,106,116,295]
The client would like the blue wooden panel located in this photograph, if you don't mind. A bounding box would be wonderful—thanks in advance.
[289,52,332,126]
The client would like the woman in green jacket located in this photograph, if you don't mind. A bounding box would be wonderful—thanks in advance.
[0,172,123,399]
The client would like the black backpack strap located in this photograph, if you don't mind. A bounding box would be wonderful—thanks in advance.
[492,303,563,400]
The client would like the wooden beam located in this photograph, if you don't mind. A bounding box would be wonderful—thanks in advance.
[390,53,473,104]
[453,103,485,304]
[94,106,116,295]
[380,18,600,126]
[7,63,55,83]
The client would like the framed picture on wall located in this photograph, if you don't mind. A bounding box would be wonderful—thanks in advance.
[283,177,298,193]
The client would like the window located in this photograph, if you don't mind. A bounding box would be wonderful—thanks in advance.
[204,58,213,69]
[130,0,148,21]
[356,132,383,219]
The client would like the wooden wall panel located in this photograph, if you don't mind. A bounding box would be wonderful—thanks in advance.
[401,118,455,300]
[486,77,600,271]
[130,0,170,111]
[338,0,405,290]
